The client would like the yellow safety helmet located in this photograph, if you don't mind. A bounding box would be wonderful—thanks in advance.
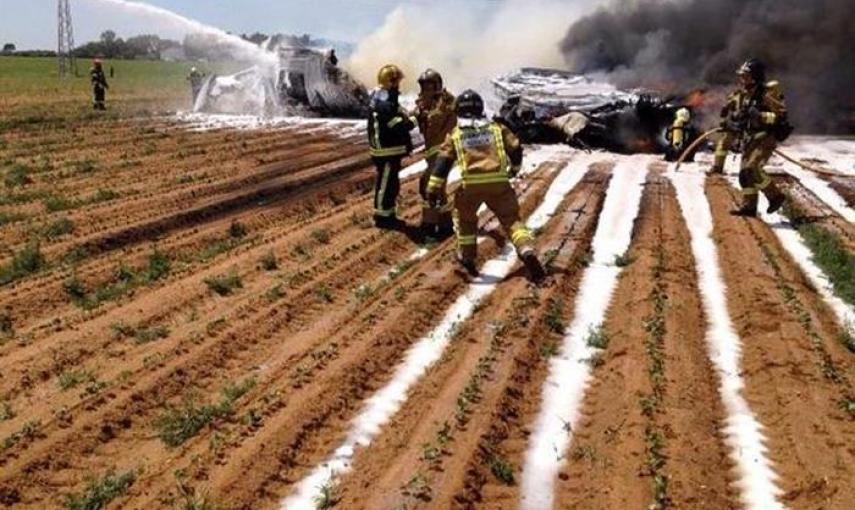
[377,64,405,89]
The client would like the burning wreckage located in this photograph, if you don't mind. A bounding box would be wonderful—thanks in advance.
[193,43,369,118]
[492,68,702,159]
[194,60,701,159]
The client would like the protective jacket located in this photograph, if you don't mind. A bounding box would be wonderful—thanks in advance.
[430,119,523,188]
[415,89,457,158]
[720,80,791,144]
[367,88,414,158]
[90,68,108,91]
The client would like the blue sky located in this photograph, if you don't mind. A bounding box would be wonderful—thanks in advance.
[0,0,434,50]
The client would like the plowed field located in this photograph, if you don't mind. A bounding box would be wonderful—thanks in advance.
[1,111,853,510]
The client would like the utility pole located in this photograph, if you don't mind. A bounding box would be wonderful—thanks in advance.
[57,0,77,77]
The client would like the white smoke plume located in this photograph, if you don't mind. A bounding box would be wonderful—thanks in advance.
[346,0,600,94]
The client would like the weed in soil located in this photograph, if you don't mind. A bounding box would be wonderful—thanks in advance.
[0,243,46,286]
[62,469,136,510]
[204,272,243,296]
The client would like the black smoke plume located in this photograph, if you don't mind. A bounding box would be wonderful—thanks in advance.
[561,0,855,133]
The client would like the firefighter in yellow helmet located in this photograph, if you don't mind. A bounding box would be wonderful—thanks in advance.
[414,68,457,240]
[367,64,416,228]
[427,90,546,283]
[665,106,697,162]
[712,58,791,216]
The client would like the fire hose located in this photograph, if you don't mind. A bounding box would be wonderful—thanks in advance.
[674,128,849,179]
[674,128,722,172]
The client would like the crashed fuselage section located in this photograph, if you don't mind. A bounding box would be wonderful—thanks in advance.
[194,45,368,118]
[493,68,699,156]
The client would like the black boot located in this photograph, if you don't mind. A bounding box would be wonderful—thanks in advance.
[730,196,758,217]
[765,184,786,214]
[520,250,546,284]
[374,216,400,229]
[456,256,479,277]
[420,223,438,242]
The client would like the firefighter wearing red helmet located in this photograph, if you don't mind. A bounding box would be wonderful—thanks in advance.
[90,59,109,111]
[712,58,792,216]
[413,68,457,240]
[427,89,545,283]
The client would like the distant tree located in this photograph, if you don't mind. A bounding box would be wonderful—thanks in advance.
[2,43,15,53]
[241,32,269,45]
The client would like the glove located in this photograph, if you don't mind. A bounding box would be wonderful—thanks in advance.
[747,107,764,130]
[720,116,744,133]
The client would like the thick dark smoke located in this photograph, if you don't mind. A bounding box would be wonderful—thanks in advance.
[561,0,855,133]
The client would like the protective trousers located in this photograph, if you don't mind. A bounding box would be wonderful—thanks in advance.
[373,156,402,220]
[453,182,533,263]
[93,86,106,110]
[712,131,736,173]
[737,135,784,213]
[418,154,453,233]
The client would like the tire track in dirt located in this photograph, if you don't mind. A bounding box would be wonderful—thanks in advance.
[706,177,854,509]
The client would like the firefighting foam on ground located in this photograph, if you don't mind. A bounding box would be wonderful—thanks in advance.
[0,1,853,509]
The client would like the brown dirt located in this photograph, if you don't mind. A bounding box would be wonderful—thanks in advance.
[706,177,855,510]
[550,170,738,510]
[1,113,853,510]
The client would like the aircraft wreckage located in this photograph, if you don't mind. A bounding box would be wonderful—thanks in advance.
[492,68,701,156]
[193,42,369,118]
[195,60,700,156]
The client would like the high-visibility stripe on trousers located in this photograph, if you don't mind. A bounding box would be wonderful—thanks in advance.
[373,156,402,219]
[453,181,533,263]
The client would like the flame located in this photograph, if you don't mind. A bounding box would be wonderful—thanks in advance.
[685,89,707,108]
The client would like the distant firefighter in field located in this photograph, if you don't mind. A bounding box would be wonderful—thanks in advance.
[187,66,206,106]
[367,64,415,228]
[712,58,793,217]
[413,68,457,241]
[90,59,109,111]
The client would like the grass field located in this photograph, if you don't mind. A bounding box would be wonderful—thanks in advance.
[0,56,236,122]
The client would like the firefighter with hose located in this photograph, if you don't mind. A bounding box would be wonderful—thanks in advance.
[426,90,546,283]
[414,68,457,240]
[367,64,416,228]
[711,58,792,216]
[187,67,206,106]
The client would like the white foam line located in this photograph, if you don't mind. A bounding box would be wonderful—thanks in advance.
[279,151,606,510]
[519,155,650,510]
[775,160,854,223]
[666,164,785,510]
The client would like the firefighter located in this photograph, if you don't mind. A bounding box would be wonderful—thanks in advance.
[426,90,546,283]
[664,107,697,162]
[90,59,109,111]
[711,58,792,216]
[187,67,206,105]
[367,64,415,228]
[414,68,457,240]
